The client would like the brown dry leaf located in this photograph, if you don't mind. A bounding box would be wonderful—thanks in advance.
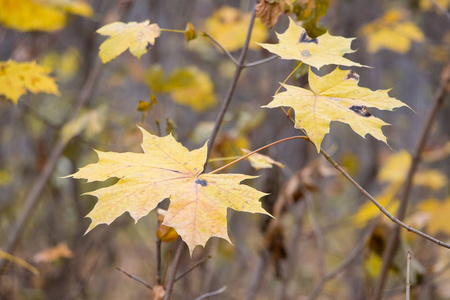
[256,0,283,28]
[33,243,73,263]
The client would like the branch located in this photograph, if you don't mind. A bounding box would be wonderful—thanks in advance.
[429,0,450,21]
[163,239,184,300]
[205,7,257,163]
[201,32,238,65]
[116,267,153,290]
[243,55,278,68]
[175,255,211,282]
[406,251,411,300]
[194,286,227,300]
[373,63,450,300]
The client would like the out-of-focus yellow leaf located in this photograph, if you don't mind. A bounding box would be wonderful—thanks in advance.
[264,67,407,152]
[0,250,39,275]
[241,148,284,170]
[144,65,167,93]
[0,60,60,104]
[205,6,268,52]
[164,67,216,112]
[378,150,447,190]
[61,107,106,144]
[97,20,161,63]
[420,0,450,10]
[40,47,81,82]
[33,243,73,263]
[418,198,450,235]
[258,17,365,69]
[360,9,424,54]
[0,0,92,31]
[44,0,93,17]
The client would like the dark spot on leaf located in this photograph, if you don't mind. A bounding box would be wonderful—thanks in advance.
[301,49,311,57]
[350,105,372,117]
[345,71,360,81]
[195,178,207,187]
[298,31,318,44]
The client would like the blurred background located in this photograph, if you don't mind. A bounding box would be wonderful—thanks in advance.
[0,0,449,299]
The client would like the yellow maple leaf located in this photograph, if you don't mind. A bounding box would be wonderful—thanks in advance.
[164,67,216,112]
[418,198,450,235]
[69,127,269,254]
[0,0,92,32]
[204,6,268,52]
[258,17,365,69]
[0,60,60,104]
[263,67,408,152]
[96,20,161,63]
[360,9,424,54]
[241,148,284,170]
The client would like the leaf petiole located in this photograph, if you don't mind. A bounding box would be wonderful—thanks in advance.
[160,28,185,34]
[208,135,308,175]
[274,62,303,96]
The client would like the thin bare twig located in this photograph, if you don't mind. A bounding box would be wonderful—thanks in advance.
[201,32,238,65]
[163,239,184,300]
[117,267,153,290]
[205,7,257,163]
[194,286,227,300]
[373,64,450,300]
[429,0,450,21]
[406,251,411,300]
[243,55,278,68]
[175,256,211,282]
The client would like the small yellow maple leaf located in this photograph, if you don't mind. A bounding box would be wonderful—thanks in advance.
[241,148,284,170]
[264,67,408,152]
[69,127,269,254]
[418,198,450,236]
[0,0,92,32]
[0,60,60,104]
[204,6,268,52]
[258,17,366,69]
[360,9,424,54]
[96,20,161,63]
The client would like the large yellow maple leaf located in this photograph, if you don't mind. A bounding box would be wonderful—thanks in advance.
[0,60,60,104]
[258,17,365,69]
[70,127,269,254]
[97,20,161,63]
[263,67,408,152]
